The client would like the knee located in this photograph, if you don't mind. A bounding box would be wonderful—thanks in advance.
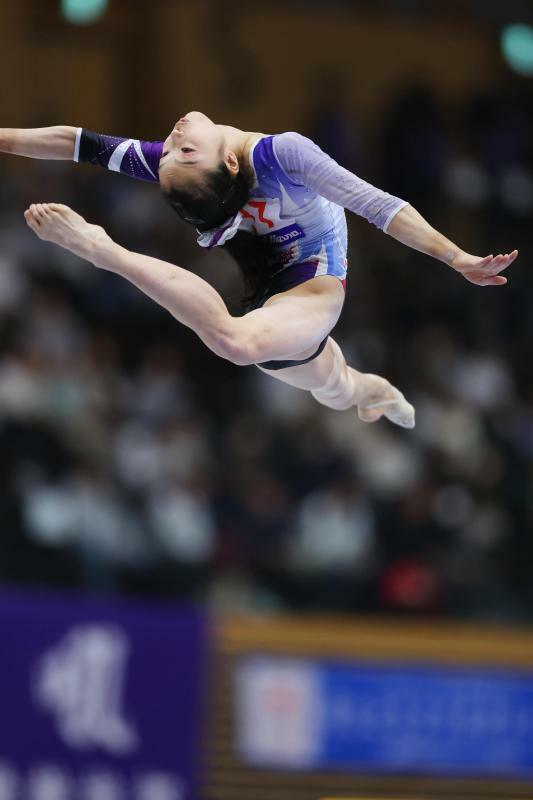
[210,321,260,366]
[218,340,257,366]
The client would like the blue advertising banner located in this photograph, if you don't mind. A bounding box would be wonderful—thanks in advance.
[236,656,533,777]
[0,588,206,800]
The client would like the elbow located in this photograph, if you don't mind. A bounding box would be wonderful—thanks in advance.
[382,202,410,235]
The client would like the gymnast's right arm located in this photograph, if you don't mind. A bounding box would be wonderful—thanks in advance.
[0,126,163,182]
[0,126,78,159]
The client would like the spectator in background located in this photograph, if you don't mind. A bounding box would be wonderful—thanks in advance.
[145,474,216,598]
[284,467,378,610]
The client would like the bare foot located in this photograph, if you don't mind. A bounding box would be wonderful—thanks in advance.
[24,203,110,261]
[354,371,415,429]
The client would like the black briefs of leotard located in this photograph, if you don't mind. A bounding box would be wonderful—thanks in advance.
[250,263,331,371]
[257,336,328,371]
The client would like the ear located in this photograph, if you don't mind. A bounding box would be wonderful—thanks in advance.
[224,150,240,176]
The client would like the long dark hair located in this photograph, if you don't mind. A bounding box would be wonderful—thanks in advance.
[163,162,282,307]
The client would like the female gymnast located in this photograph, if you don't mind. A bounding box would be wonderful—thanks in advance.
[0,113,518,428]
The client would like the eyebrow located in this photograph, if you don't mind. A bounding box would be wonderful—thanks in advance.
[159,152,199,167]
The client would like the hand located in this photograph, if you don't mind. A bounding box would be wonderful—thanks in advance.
[449,249,518,286]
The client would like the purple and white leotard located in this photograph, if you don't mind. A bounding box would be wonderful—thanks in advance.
[74,127,408,289]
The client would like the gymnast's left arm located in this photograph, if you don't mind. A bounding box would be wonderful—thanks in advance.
[274,132,518,287]
[385,204,517,287]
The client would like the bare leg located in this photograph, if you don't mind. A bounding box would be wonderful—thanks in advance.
[259,337,415,428]
[24,204,414,428]
[23,203,343,365]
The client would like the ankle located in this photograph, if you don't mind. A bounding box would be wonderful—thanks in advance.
[86,228,114,269]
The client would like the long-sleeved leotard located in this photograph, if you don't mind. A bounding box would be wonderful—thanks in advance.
[74,127,408,281]
[74,128,163,183]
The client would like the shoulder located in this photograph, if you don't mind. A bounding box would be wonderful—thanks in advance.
[273,131,316,148]
[245,132,325,185]
[270,132,324,179]
[272,131,322,162]
[245,131,319,161]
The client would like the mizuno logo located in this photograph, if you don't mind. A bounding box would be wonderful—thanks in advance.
[270,224,305,245]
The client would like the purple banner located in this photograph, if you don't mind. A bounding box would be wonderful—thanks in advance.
[0,588,206,800]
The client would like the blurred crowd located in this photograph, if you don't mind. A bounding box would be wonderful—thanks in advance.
[0,80,532,622]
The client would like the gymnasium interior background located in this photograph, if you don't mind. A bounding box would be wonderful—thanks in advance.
[0,1,533,799]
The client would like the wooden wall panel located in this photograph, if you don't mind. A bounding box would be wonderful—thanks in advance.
[0,1,501,135]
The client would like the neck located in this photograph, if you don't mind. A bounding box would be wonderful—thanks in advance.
[218,125,264,163]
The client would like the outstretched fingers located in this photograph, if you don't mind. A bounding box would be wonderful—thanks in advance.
[492,251,517,268]
[470,250,518,286]
[483,250,519,276]
[482,276,507,286]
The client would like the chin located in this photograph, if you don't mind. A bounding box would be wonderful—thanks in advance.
[188,110,212,123]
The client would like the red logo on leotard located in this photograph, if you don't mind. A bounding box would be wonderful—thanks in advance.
[241,201,274,229]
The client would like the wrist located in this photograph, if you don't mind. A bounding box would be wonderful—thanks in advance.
[441,246,462,268]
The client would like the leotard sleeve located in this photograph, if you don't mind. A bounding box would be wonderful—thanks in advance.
[273,131,408,232]
[73,128,163,183]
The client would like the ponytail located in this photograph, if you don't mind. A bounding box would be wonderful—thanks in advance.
[223,230,282,308]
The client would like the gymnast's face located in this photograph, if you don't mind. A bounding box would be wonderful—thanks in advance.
[158,111,226,189]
